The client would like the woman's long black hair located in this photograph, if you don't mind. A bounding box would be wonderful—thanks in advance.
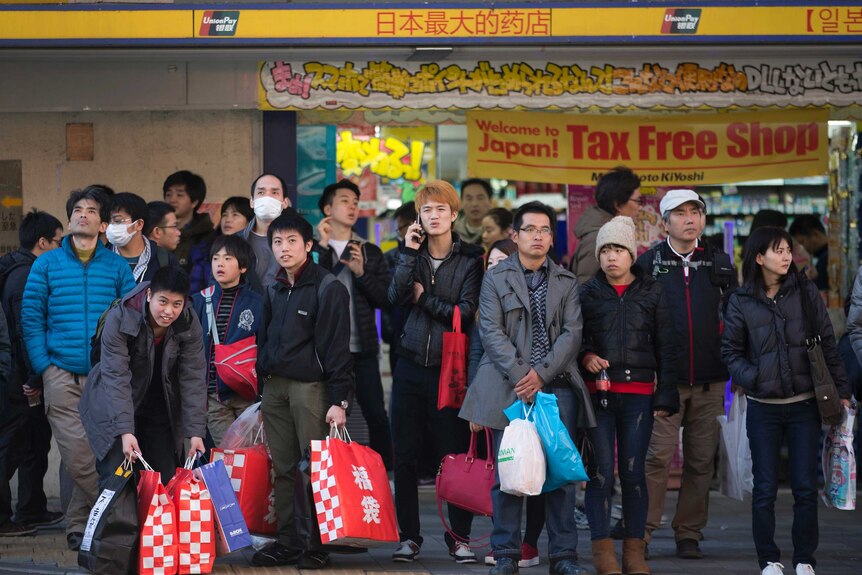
[741,226,798,294]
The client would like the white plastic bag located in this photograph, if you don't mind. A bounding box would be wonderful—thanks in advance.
[498,406,546,497]
[822,404,856,510]
[219,401,266,449]
[717,393,753,501]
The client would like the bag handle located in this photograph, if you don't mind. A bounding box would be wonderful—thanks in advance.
[466,429,495,467]
[134,450,154,472]
[329,422,352,443]
[796,274,821,348]
[451,305,462,334]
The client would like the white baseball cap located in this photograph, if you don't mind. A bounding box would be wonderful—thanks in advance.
[659,189,705,216]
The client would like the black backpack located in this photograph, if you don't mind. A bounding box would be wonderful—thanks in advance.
[89,298,123,366]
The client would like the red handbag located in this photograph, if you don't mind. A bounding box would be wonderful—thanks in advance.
[438,306,469,410]
[436,429,494,544]
[202,287,258,401]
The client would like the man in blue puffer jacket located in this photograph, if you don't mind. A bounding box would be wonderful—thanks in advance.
[22,186,135,551]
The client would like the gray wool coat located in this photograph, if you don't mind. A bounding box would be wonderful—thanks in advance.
[459,253,596,431]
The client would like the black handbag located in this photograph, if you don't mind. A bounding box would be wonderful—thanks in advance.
[78,460,139,575]
[798,276,843,426]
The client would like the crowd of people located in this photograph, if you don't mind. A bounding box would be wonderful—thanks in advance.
[0,168,857,575]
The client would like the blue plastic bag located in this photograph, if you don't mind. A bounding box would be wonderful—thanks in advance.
[504,392,588,492]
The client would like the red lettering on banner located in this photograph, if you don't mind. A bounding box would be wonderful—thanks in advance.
[566,125,630,161]
[726,122,819,158]
[638,126,721,161]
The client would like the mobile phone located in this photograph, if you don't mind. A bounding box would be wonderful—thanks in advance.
[412,214,425,243]
[347,239,361,247]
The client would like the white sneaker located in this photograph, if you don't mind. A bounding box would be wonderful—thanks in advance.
[392,539,420,562]
[449,541,477,564]
[762,562,785,575]
[795,564,815,575]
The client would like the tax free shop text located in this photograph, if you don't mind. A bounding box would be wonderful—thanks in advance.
[476,120,820,162]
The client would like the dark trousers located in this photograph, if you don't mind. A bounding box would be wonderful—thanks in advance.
[746,398,820,570]
[491,387,580,563]
[96,420,179,489]
[585,392,654,540]
[523,494,546,547]
[391,357,473,547]
[353,353,393,469]
[0,399,52,523]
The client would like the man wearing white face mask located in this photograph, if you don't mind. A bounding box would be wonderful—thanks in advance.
[239,173,292,291]
[107,193,178,284]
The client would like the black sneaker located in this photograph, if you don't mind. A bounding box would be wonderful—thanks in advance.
[21,511,65,528]
[251,541,303,566]
[66,532,84,551]
[676,538,704,559]
[548,558,589,575]
[0,521,36,537]
[298,550,331,569]
[491,557,519,575]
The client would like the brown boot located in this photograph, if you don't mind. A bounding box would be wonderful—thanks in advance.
[591,538,622,575]
[622,538,650,575]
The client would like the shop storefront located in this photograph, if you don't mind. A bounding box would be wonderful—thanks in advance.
[1,1,860,304]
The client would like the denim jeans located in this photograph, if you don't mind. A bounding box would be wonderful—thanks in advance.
[391,357,473,548]
[746,398,820,570]
[492,387,579,563]
[585,392,654,541]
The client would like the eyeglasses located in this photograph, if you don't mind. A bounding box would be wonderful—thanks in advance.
[518,226,553,237]
[628,197,646,205]
[50,237,63,246]
[157,224,179,229]
[110,217,133,225]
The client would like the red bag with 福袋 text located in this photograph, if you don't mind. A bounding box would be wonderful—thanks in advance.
[165,459,215,574]
[211,445,277,534]
[310,429,398,547]
[137,456,178,575]
[438,306,468,410]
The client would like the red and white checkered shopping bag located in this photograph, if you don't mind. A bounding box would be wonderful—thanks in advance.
[309,431,398,547]
[211,445,277,534]
[166,461,215,575]
[138,464,178,575]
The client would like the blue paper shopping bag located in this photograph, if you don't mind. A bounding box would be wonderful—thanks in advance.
[504,392,587,492]
[195,460,253,554]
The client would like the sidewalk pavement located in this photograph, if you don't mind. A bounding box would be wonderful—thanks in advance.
[1,489,859,574]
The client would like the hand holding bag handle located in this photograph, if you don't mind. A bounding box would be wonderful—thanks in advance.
[798,275,843,425]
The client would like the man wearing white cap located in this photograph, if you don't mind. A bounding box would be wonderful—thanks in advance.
[636,189,736,559]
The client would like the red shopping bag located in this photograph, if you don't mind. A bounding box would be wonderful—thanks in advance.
[310,428,398,547]
[211,446,277,534]
[165,458,215,575]
[438,305,469,410]
[137,456,178,575]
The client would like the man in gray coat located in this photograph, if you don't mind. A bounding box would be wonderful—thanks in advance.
[460,201,595,575]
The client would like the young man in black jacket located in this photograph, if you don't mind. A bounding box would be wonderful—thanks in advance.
[314,179,393,468]
[388,180,484,565]
[252,212,353,570]
[0,210,64,536]
[636,189,736,559]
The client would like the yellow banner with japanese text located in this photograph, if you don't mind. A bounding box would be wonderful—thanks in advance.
[467,109,829,186]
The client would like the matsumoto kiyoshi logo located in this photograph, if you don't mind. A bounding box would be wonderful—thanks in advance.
[661,8,701,34]
[200,11,240,37]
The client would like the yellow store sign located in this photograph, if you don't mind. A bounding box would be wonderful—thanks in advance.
[467,109,829,186]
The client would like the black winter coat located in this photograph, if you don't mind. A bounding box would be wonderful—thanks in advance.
[313,236,391,357]
[388,234,484,368]
[721,273,852,400]
[0,249,38,401]
[579,267,681,414]
[257,262,353,407]
[637,240,736,387]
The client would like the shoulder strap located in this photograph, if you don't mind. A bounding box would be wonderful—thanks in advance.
[651,247,662,279]
[156,246,170,269]
[797,275,819,345]
[201,286,219,345]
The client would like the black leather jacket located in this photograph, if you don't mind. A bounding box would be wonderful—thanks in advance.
[388,234,484,368]
[579,266,681,414]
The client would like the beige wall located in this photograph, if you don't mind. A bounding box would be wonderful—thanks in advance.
[0,110,261,223]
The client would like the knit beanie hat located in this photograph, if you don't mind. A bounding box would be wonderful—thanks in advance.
[595,216,638,261]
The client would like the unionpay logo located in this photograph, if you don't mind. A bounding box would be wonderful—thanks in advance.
[661,8,701,34]
[200,11,240,37]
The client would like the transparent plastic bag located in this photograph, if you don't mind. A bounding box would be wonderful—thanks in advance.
[717,393,753,501]
[498,405,546,496]
[219,401,265,450]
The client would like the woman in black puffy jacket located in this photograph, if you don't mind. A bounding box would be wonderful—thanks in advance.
[578,216,680,575]
[721,226,851,575]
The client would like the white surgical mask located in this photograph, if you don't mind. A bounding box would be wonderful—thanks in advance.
[253,196,284,222]
[106,223,137,247]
